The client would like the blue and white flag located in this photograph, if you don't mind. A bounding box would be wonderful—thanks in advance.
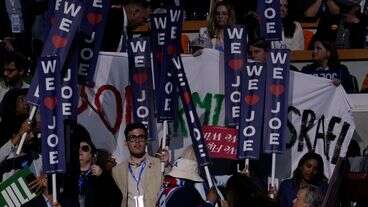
[223,25,247,127]
[128,37,157,140]
[26,0,84,106]
[38,56,66,173]
[257,0,282,41]
[238,62,266,159]
[263,48,289,153]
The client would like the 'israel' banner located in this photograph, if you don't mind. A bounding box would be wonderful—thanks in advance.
[263,49,289,153]
[26,0,84,106]
[77,0,111,86]
[223,25,247,126]
[257,0,282,41]
[238,62,266,159]
[38,56,66,173]
[128,37,157,140]
[171,56,211,167]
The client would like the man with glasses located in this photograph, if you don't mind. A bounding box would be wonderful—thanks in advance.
[0,52,29,102]
[112,122,167,207]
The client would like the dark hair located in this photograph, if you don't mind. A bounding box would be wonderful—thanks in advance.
[248,38,269,51]
[0,89,29,144]
[123,0,150,8]
[124,122,148,139]
[208,1,236,38]
[313,39,340,68]
[226,173,276,207]
[3,52,28,72]
[73,124,96,154]
[281,1,297,38]
[292,152,327,185]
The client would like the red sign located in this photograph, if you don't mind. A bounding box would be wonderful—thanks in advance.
[203,126,238,160]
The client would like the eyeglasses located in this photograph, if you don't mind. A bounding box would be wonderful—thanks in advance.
[127,134,146,143]
[80,145,91,152]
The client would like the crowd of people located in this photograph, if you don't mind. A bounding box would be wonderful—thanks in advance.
[0,0,367,206]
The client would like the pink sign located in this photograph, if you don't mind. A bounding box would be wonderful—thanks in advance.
[203,126,238,160]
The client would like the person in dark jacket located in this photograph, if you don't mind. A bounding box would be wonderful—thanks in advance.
[278,152,328,207]
[60,124,122,207]
[301,39,358,93]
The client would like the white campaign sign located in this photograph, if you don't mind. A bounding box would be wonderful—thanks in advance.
[78,49,355,177]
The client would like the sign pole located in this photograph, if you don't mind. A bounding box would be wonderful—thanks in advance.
[52,173,57,203]
[16,106,38,155]
[161,120,168,173]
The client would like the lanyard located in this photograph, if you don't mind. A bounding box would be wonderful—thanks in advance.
[128,161,146,193]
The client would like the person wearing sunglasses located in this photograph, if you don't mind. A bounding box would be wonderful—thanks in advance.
[0,52,29,102]
[60,124,122,207]
[112,122,169,207]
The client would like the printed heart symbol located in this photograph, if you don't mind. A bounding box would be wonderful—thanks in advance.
[228,59,243,71]
[270,84,285,96]
[87,12,102,26]
[52,35,68,48]
[133,72,148,85]
[94,85,123,134]
[155,50,164,63]
[182,92,191,105]
[168,44,176,56]
[44,96,57,110]
[244,95,260,105]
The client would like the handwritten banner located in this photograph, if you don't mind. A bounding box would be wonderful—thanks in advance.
[223,25,247,127]
[203,126,237,160]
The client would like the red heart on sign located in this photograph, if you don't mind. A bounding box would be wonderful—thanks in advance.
[244,95,260,105]
[52,35,68,48]
[133,72,148,85]
[44,96,57,110]
[168,45,176,56]
[87,12,102,26]
[270,84,285,96]
[183,92,191,105]
[228,59,243,71]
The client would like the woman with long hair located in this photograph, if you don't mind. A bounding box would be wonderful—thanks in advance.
[301,39,357,93]
[278,152,328,207]
[192,1,235,53]
[279,0,304,50]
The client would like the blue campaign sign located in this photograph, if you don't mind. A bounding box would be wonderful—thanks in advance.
[38,56,65,173]
[238,62,266,159]
[26,0,84,106]
[223,25,247,127]
[128,37,157,140]
[263,48,289,153]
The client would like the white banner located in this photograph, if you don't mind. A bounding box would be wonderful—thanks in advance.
[78,49,355,177]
